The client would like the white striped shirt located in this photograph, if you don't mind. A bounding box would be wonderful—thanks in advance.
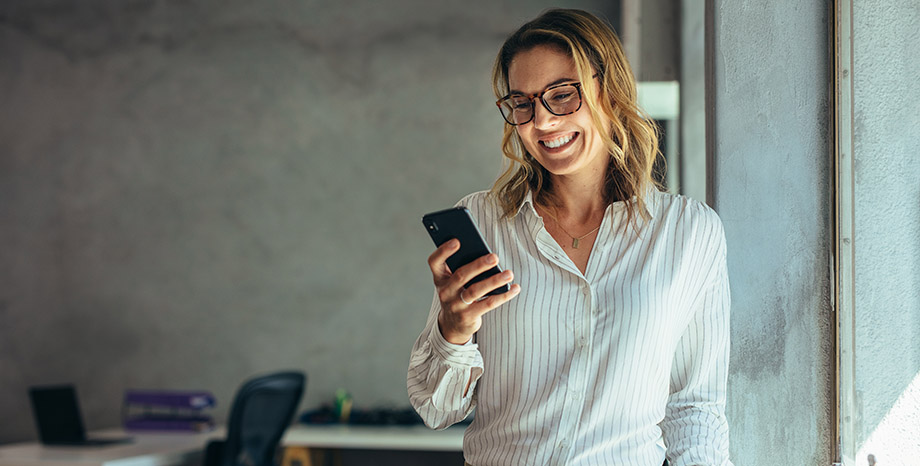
[408,189,732,466]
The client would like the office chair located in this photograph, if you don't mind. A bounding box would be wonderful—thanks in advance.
[204,371,306,466]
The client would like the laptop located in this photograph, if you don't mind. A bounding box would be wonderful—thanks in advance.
[29,385,133,446]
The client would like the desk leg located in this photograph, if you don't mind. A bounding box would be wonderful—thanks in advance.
[281,446,313,466]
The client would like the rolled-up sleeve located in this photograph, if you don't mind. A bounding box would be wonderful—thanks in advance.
[407,293,484,430]
[661,218,733,466]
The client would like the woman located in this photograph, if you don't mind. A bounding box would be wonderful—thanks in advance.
[408,8,732,466]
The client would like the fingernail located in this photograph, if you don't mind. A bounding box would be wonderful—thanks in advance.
[489,254,498,264]
[502,271,512,279]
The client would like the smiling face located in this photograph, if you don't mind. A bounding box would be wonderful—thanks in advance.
[507,44,610,182]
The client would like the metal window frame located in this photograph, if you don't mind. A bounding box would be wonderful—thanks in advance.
[833,0,856,464]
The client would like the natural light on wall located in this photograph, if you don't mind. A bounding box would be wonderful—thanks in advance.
[856,371,920,465]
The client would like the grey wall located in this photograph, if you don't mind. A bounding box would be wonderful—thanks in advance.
[680,0,705,203]
[0,0,618,443]
[620,0,680,82]
[852,1,920,462]
[710,0,834,464]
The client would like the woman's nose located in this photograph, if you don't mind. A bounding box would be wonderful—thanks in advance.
[532,102,560,129]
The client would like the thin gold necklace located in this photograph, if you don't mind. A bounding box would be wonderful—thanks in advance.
[542,206,602,249]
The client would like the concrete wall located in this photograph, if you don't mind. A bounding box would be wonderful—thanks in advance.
[680,0,706,203]
[710,0,835,464]
[620,0,680,83]
[852,1,920,463]
[0,0,617,444]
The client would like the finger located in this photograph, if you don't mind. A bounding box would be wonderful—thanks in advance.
[466,284,521,318]
[447,253,500,293]
[427,239,460,282]
[463,269,514,302]
[458,288,476,306]
[439,283,520,344]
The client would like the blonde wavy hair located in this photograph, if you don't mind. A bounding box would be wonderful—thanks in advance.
[490,8,662,226]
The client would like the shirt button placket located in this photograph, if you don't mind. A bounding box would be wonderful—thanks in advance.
[582,283,594,313]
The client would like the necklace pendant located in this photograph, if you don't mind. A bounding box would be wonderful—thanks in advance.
[572,238,580,249]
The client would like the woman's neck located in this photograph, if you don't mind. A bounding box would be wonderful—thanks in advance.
[542,171,608,222]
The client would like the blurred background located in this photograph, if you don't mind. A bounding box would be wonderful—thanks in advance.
[0,0,700,440]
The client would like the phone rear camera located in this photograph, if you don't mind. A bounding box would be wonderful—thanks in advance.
[427,222,438,232]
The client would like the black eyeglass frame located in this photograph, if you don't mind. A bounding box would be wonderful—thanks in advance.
[495,81,585,126]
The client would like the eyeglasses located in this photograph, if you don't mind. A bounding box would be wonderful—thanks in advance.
[496,82,585,126]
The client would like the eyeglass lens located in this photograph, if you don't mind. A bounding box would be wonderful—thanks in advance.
[499,84,581,125]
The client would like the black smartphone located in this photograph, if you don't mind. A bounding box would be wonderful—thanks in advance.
[422,207,510,297]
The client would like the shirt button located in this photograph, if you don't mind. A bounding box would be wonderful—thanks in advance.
[558,440,569,449]
[571,391,582,401]
[577,337,587,348]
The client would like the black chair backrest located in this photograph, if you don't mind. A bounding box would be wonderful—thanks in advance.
[221,371,305,466]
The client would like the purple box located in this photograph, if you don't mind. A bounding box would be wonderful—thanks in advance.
[123,389,216,432]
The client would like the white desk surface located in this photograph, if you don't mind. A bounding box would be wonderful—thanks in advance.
[0,428,222,466]
[281,424,466,452]
[0,424,466,465]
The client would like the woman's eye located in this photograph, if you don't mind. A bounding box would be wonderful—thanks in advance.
[511,100,531,110]
[550,92,574,102]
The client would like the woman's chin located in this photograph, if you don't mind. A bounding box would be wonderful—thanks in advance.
[533,148,592,177]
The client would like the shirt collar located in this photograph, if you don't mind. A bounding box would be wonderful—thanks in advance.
[515,187,658,219]
[516,190,538,218]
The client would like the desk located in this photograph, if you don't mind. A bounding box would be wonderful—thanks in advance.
[282,424,464,451]
[0,425,465,466]
[0,429,222,466]
[280,424,466,466]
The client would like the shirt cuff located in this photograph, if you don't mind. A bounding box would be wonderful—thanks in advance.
[428,324,481,367]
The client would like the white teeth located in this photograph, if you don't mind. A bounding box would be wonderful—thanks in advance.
[542,134,574,148]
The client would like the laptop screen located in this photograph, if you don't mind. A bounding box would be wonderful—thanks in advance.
[29,385,87,444]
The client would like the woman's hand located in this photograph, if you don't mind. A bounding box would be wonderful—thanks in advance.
[427,239,521,345]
